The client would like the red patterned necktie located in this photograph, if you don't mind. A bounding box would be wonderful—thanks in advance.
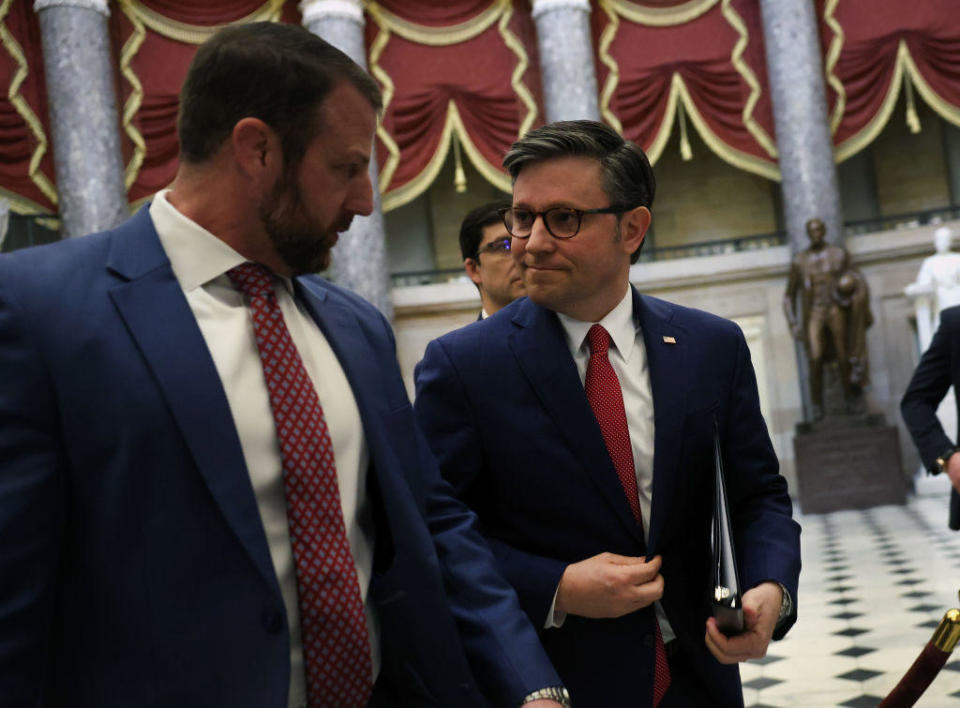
[585,324,671,706]
[227,263,372,708]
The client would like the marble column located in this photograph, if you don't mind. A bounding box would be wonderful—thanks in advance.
[531,0,600,122]
[301,0,393,319]
[759,0,842,253]
[35,0,128,239]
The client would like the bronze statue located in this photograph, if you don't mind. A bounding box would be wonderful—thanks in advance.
[783,218,873,419]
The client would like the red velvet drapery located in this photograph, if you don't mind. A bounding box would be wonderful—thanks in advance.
[0,1,55,212]
[592,0,778,180]
[819,0,960,161]
[366,0,543,210]
[2,1,960,216]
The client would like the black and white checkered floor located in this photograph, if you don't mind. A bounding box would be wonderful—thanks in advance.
[743,474,960,706]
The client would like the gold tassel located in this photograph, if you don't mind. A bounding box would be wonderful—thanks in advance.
[904,68,921,134]
[678,99,693,161]
[453,132,468,193]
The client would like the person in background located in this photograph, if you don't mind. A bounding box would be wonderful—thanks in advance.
[459,199,526,318]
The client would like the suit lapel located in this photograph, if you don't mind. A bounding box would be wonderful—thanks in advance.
[107,210,279,594]
[634,290,688,554]
[293,279,396,436]
[293,281,405,558]
[509,299,644,543]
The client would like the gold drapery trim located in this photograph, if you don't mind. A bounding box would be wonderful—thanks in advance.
[117,0,147,192]
[720,0,776,159]
[0,186,57,217]
[677,94,692,160]
[673,73,780,180]
[362,0,502,46]
[124,0,284,45]
[608,0,718,26]
[643,73,681,165]
[0,0,57,207]
[381,100,510,212]
[369,0,530,209]
[834,40,909,163]
[901,40,960,131]
[822,0,845,135]
[597,0,623,133]
[497,1,537,137]
[903,64,921,133]
[366,4,401,194]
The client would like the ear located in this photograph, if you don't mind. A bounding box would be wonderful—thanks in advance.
[231,117,282,183]
[464,258,484,287]
[619,206,651,255]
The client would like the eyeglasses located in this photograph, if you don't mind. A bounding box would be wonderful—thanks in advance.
[499,206,627,240]
[475,237,512,258]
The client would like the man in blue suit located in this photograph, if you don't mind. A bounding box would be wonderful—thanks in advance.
[415,121,801,707]
[0,23,567,708]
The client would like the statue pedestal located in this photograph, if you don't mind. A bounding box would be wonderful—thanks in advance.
[793,413,906,513]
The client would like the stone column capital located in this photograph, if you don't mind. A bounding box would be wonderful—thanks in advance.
[531,0,590,19]
[299,0,364,26]
[34,0,108,16]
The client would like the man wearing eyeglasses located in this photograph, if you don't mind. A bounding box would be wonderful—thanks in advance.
[459,199,526,318]
[414,120,800,707]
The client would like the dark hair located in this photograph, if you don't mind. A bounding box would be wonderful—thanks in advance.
[178,22,382,167]
[503,120,655,263]
[459,199,513,261]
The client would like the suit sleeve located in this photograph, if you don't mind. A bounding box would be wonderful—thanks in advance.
[0,271,65,702]
[901,310,957,470]
[723,326,801,640]
[414,338,568,628]
[374,314,561,705]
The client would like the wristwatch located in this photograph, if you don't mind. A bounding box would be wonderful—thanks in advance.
[520,686,572,708]
[935,446,959,475]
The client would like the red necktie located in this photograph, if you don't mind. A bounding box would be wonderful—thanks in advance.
[228,263,372,708]
[585,324,671,706]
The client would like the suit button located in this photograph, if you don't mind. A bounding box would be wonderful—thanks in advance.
[642,633,655,648]
[262,606,284,635]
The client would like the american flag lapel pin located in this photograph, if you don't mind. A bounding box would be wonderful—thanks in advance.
[662,335,676,344]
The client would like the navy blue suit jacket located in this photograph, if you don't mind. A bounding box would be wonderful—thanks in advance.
[901,305,960,469]
[0,208,560,707]
[414,290,801,707]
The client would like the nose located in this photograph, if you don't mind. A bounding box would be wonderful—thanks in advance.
[348,170,375,216]
[523,213,555,255]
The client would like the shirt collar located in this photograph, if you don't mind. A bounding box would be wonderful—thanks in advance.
[557,285,638,360]
[150,189,294,294]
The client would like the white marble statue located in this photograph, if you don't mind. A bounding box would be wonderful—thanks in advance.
[906,226,960,351]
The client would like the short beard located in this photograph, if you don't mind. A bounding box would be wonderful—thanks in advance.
[259,168,333,276]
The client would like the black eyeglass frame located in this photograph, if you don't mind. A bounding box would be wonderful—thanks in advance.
[498,205,630,240]
[473,236,512,259]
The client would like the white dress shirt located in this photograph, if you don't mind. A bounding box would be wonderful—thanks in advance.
[551,285,675,642]
[150,191,378,708]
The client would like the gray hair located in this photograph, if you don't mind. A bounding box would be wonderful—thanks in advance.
[502,121,655,261]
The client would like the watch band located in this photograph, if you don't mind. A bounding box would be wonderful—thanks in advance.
[520,685,572,708]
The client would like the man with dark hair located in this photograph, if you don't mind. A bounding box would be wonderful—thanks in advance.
[459,199,525,317]
[415,120,800,707]
[0,23,567,708]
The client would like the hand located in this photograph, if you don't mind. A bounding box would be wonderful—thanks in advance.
[947,452,960,493]
[704,581,781,664]
[522,702,563,708]
[556,553,663,619]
